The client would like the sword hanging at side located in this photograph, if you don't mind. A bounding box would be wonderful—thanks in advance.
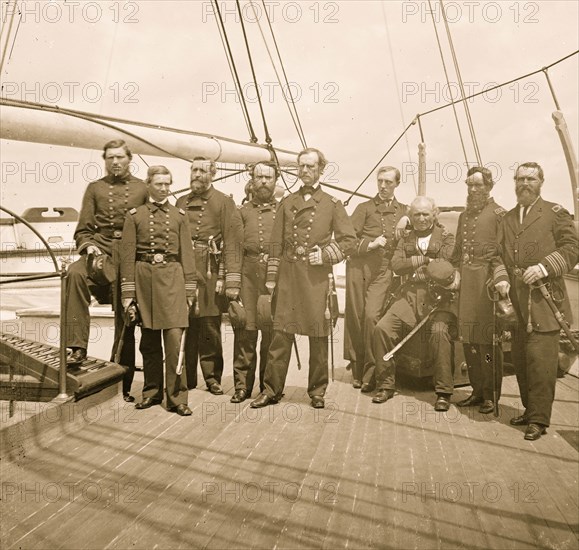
[176,328,187,376]
[532,281,579,353]
[327,273,337,381]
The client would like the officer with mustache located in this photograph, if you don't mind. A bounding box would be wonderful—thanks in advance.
[231,162,280,402]
[451,166,509,414]
[499,162,578,440]
[175,157,243,395]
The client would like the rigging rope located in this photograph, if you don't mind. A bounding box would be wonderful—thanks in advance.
[349,50,578,202]
[420,50,578,117]
[344,120,416,206]
[212,0,259,143]
[0,0,19,75]
[211,2,253,141]
[236,0,272,145]
[236,1,300,193]
[440,0,482,165]
[382,0,416,194]
[246,0,307,149]
[258,0,308,149]
[427,0,469,167]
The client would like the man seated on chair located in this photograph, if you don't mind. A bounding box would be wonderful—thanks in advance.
[371,196,459,411]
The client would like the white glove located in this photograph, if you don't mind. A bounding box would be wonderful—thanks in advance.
[495,281,510,297]
[266,282,276,294]
[87,245,102,256]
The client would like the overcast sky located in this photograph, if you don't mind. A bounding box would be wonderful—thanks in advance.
[1,0,578,215]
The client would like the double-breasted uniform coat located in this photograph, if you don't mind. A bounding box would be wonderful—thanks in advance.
[451,198,509,401]
[262,186,357,399]
[499,197,578,426]
[373,224,457,395]
[234,198,278,396]
[120,201,196,408]
[345,196,408,385]
[66,173,147,394]
[175,186,243,389]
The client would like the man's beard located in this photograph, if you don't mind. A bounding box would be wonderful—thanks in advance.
[190,180,210,195]
[254,186,273,202]
[466,191,489,213]
[515,185,539,206]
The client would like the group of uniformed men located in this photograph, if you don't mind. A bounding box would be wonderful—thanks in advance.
[65,139,577,440]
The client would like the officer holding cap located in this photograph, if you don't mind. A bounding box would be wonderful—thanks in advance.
[231,162,279,403]
[120,166,196,415]
[372,196,458,411]
[451,166,510,414]
[65,139,147,403]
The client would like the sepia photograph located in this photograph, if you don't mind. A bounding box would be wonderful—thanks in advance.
[1,1,578,548]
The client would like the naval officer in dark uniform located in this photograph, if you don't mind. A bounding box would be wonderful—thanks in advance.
[120,166,196,415]
[250,148,357,409]
[372,196,458,411]
[451,167,510,414]
[346,167,408,391]
[65,139,147,402]
[499,162,578,440]
[231,162,279,403]
[175,157,243,395]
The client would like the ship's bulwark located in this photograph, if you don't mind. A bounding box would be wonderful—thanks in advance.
[1,318,577,549]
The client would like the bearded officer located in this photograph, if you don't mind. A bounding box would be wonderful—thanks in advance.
[250,147,357,409]
[372,196,458,411]
[231,162,279,403]
[175,157,243,395]
[500,162,578,440]
[66,139,147,402]
[346,166,408,391]
[451,167,510,414]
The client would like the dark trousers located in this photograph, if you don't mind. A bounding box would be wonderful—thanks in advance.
[373,310,454,395]
[263,330,328,399]
[362,269,393,385]
[65,257,93,349]
[463,343,503,402]
[512,328,559,426]
[343,261,362,370]
[233,328,272,397]
[66,255,135,394]
[139,327,188,408]
[185,314,223,389]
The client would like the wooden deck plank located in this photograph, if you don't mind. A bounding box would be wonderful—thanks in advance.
[1,319,578,550]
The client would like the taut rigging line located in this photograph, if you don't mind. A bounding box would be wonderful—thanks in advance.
[212,0,259,143]
[439,0,483,166]
[345,49,578,205]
